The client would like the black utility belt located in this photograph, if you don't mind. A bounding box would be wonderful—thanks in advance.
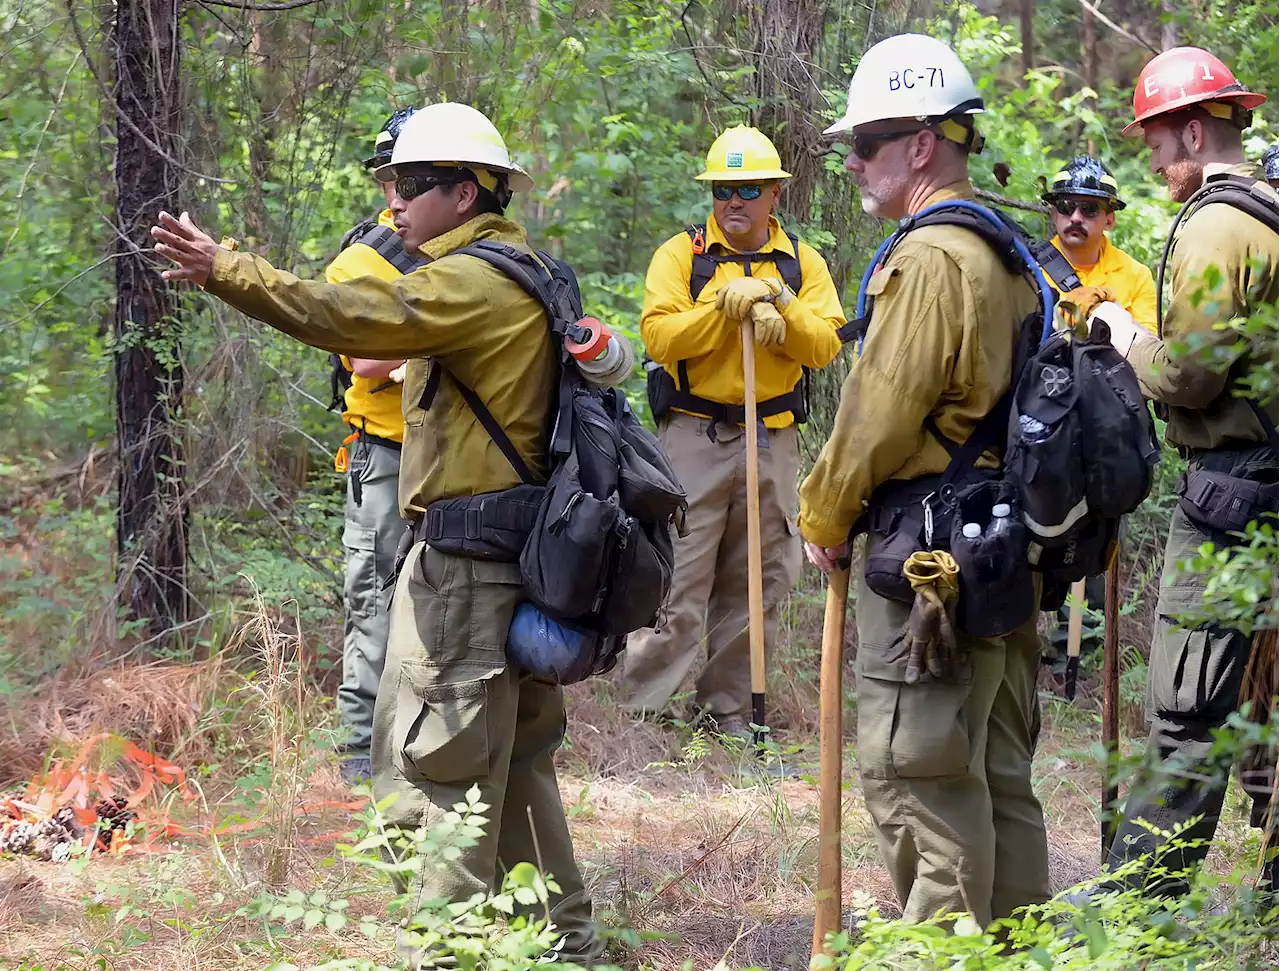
[416,484,545,563]
[1178,461,1278,539]
[857,471,1038,641]
[348,428,402,452]
[645,364,805,429]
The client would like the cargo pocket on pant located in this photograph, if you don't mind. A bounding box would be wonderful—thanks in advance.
[857,609,972,781]
[1150,620,1245,724]
[394,660,504,785]
[343,522,378,620]
[885,680,971,779]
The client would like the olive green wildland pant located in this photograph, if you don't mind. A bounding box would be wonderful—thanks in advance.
[371,542,602,963]
[1107,504,1271,894]
[339,437,409,757]
[854,538,1050,926]
[622,412,802,722]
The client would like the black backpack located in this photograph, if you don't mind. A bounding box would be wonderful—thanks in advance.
[850,200,1158,628]
[1005,320,1162,591]
[419,240,687,681]
[644,224,811,430]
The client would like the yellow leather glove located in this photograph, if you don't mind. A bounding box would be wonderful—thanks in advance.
[748,301,787,347]
[716,276,783,321]
[761,276,794,309]
[1054,284,1116,336]
[889,550,963,684]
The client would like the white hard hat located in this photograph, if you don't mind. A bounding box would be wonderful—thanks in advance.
[378,102,534,192]
[824,34,984,135]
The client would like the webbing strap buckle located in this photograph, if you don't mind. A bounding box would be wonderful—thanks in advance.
[464,507,483,541]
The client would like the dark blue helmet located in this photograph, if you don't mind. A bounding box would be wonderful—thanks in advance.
[1043,156,1125,211]
[362,107,417,173]
[1264,144,1279,183]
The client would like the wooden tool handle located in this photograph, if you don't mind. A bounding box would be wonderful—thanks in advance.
[812,566,850,957]
[1066,578,1087,659]
[741,320,767,745]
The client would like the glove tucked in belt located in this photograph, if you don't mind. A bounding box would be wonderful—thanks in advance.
[890,550,962,684]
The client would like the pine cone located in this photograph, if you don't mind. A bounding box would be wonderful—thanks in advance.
[94,796,136,846]
[52,805,83,835]
[1,820,37,856]
[29,807,84,861]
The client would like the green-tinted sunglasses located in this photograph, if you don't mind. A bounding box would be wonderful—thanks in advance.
[711,183,765,202]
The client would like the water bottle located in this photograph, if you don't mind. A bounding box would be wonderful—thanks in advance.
[962,522,982,540]
[1017,413,1051,443]
[987,503,1013,542]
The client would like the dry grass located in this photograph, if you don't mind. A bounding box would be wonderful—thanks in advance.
[0,533,1265,971]
[0,659,229,786]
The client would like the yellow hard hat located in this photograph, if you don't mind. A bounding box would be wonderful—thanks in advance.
[695,125,792,181]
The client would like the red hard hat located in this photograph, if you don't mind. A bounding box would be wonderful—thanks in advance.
[1123,46,1266,137]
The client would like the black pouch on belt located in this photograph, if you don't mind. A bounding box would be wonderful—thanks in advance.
[857,477,947,606]
[1178,465,1278,540]
[947,477,1036,638]
[423,484,545,562]
[348,433,371,507]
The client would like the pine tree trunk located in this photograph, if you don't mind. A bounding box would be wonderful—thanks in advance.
[1160,0,1180,50]
[747,0,827,225]
[114,0,189,641]
[1020,0,1035,77]
[1083,0,1097,156]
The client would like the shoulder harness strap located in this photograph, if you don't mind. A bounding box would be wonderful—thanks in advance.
[351,224,431,276]
[327,352,352,412]
[843,202,1038,345]
[1029,240,1083,293]
[1157,174,1280,336]
[673,225,808,429]
[415,240,586,481]
[684,224,804,300]
[852,201,1045,470]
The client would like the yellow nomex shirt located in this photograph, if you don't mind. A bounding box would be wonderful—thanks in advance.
[323,208,406,443]
[640,214,845,428]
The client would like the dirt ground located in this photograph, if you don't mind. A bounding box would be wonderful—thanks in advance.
[11,658,1256,971]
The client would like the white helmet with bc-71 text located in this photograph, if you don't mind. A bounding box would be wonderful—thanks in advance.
[825,33,984,150]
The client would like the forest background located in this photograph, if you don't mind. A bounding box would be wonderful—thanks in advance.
[0,0,1277,967]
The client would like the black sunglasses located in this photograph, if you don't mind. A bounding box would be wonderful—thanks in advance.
[395,173,463,201]
[711,183,765,202]
[1051,198,1109,219]
[850,128,927,161]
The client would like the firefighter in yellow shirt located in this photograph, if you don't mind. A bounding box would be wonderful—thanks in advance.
[324,109,418,786]
[1041,157,1157,333]
[1037,156,1157,679]
[621,126,845,739]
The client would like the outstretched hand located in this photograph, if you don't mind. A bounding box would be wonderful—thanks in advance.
[150,210,218,287]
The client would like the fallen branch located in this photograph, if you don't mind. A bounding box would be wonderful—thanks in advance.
[976,187,1049,215]
[191,0,324,9]
[1075,0,1160,54]
[635,811,750,921]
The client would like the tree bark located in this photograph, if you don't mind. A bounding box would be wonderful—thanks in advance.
[1160,0,1180,50]
[114,0,189,640]
[1083,0,1097,156]
[746,0,827,224]
[1020,0,1035,77]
